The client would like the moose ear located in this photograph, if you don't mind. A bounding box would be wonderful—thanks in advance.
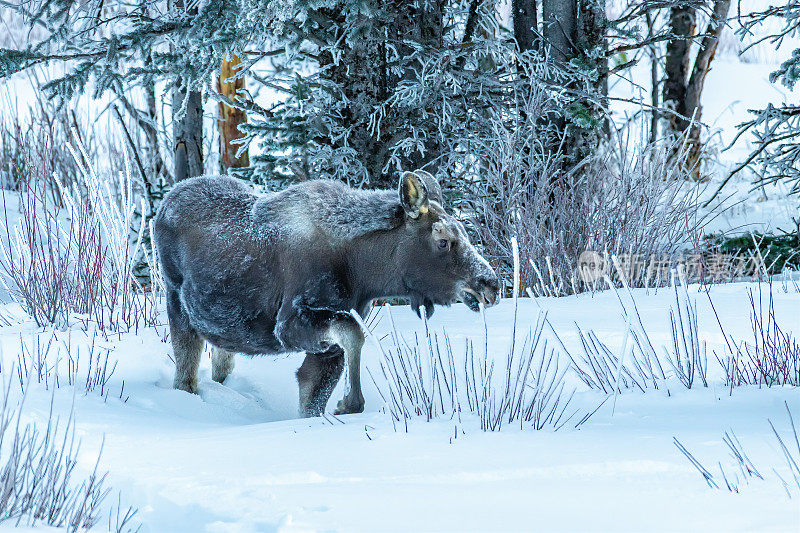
[413,170,443,205]
[399,171,429,218]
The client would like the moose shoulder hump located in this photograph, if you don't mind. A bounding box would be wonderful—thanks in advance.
[252,179,404,242]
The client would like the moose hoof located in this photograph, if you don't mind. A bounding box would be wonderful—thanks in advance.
[211,368,231,384]
[173,378,198,394]
[333,395,364,415]
[299,406,323,418]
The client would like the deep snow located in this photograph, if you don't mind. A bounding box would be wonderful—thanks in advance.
[1,282,799,532]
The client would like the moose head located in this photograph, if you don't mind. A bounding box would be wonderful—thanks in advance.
[394,171,500,318]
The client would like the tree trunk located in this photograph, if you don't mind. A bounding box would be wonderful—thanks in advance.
[579,0,607,131]
[664,1,731,179]
[312,1,446,189]
[144,76,167,182]
[663,5,696,135]
[578,0,606,85]
[513,0,538,52]
[218,54,249,171]
[646,10,659,144]
[173,84,203,181]
[683,0,731,171]
[513,0,538,147]
[542,0,577,64]
[543,0,590,168]
[405,0,445,177]
[172,0,203,181]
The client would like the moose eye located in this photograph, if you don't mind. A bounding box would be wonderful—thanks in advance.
[437,239,449,250]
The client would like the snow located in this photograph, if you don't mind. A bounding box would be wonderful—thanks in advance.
[689,57,799,236]
[609,55,800,237]
[1,282,799,532]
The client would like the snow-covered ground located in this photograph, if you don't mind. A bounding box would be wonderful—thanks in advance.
[2,282,799,532]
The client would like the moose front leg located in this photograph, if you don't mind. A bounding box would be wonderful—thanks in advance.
[327,321,365,415]
[276,300,365,417]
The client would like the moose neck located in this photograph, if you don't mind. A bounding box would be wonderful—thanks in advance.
[346,226,408,308]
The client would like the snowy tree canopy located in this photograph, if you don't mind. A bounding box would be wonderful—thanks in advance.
[0,0,606,189]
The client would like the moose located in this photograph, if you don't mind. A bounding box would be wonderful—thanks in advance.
[154,171,499,417]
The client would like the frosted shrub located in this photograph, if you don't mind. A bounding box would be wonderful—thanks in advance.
[675,402,800,496]
[717,281,800,389]
[552,268,716,393]
[0,136,159,332]
[363,306,600,432]
[468,122,708,297]
[0,379,139,531]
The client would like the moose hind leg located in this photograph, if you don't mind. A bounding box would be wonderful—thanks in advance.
[171,324,203,393]
[168,289,204,394]
[211,346,235,383]
[296,349,345,418]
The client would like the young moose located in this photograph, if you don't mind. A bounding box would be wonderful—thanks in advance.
[154,171,499,417]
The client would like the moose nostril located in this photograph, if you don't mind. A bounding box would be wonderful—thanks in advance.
[474,274,500,305]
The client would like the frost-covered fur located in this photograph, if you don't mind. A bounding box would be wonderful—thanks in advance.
[155,173,498,417]
[258,180,401,242]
